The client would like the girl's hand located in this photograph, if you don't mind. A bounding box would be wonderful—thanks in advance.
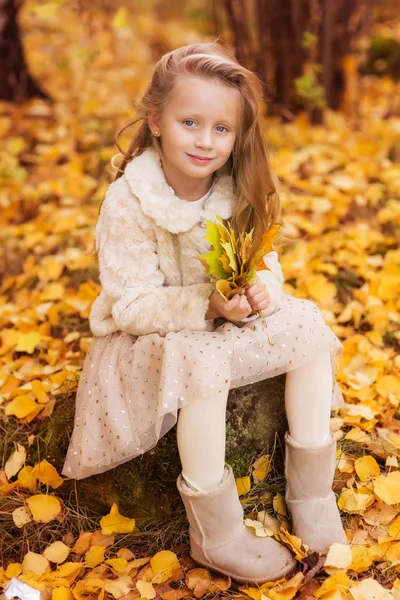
[245,275,270,312]
[206,289,253,322]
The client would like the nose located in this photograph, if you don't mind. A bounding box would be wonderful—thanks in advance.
[195,128,213,150]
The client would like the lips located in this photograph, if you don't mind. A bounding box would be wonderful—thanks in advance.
[186,153,215,164]
[188,154,213,160]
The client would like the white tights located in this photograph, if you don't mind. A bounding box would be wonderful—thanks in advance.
[177,353,333,492]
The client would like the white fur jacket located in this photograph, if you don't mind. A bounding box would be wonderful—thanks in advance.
[89,147,285,338]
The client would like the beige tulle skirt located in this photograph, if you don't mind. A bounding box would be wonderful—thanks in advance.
[62,295,344,480]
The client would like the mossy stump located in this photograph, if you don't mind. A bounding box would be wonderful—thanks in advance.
[41,375,288,522]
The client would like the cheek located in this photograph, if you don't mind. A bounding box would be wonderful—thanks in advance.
[217,135,236,158]
[168,126,193,149]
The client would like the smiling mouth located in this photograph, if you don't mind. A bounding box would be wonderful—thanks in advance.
[187,153,214,160]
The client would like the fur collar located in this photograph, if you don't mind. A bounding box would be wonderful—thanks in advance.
[124,147,236,233]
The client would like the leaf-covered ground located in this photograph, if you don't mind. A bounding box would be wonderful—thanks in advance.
[1,1,400,599]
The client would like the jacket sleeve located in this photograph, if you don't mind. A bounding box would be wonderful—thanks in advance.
[240,250,285,323]
[94,182,215,337]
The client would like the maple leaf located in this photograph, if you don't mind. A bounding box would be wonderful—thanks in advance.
[198,216,280,301]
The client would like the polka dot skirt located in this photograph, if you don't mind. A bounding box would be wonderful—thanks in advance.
[62,295,344,480]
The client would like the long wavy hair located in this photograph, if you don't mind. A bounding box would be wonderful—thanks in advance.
[93,40,281,260]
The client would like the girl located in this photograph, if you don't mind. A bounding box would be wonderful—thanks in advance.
[63,41,347,585]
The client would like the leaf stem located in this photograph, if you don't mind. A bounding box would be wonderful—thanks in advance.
[258,310,274,346]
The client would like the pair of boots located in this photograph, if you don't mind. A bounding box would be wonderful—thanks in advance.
[177,432,347,585]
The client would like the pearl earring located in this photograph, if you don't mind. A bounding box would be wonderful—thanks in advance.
[154,131,159,136]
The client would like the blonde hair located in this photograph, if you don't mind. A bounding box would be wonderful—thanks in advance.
[93,39,281,260]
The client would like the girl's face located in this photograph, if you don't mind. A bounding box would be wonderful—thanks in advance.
[149,76,241,185]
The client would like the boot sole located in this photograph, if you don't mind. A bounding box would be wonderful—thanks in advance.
[190,551,298,585]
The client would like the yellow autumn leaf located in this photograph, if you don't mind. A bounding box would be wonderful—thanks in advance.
[257,511,280,534]
[5,443,26,479]
[375,374,400,399]
[22,551,50,576]
[216,278,238,301]
[105,558,128,572]
[116,548,135,560]
[350,578,393,600]
[103,576,132,599]
[386,456,398,468]
[236,476,251,496]
[388,516,400,540]
[12,506,32,528]
[41,282,65,301]
[5,563,22,578]
[363,502,398,527]
[307,275,337,304]
[43,541,70,563]
[251,455,271,483]
[324,543,353,569]
[31,379,50,404]
[149,550,180,584]
[276,527,308,560]
[100,502,135,534]
[73,578,105,600]
[32,460,64,488]
[71,531,93,554]
[374,471,400,505]
[251,223,281,271]
[350,545,374,573]
[344,428,371,444]
[314,573,351,599]
[56,562,84,582]
[220,239,238,273]
[26,494,62,523]
[244,518,274,537]
[15,332,41,353]
[4,395,39,418]
[84,545,105,567]
[136,580,156,599]
[17,465,37,491]
[111,6,128,29]
[199,218,280,300]
[354,455,380,481]
[386,542,400,569]
[268,572,305,600]
[52,586,72,600]
[338,487,375,513]
[273,493,287,516]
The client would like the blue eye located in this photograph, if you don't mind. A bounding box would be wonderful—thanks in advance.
[216,125,228,132]
[183,119,196,127]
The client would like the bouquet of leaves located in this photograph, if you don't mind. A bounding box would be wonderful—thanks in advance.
[197,217,280,345]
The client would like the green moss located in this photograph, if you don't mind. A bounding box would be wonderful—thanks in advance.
[33,394,75,468]
[225,452,251,478]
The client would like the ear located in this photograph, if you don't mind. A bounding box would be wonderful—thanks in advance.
[148,109,161,135]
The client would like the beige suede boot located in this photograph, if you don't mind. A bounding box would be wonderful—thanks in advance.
[176,463,297,585]
[284,431,347,553]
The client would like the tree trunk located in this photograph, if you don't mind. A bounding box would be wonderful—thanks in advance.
[220,0,376,121]
[0,0,49,102]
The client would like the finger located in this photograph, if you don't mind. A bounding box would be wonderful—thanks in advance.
[247,295,259,308]
[245,284,262,299]
[226,295,239,311]
[241,298,252,313]
[252,291,269,304]
[251,298,270,311]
